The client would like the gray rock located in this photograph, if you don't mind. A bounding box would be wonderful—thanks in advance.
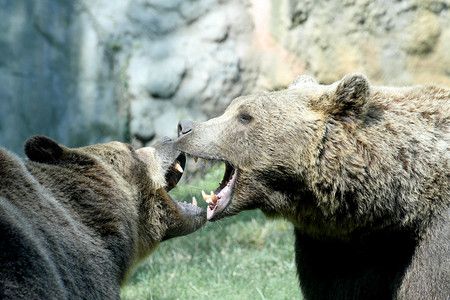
[197,10,229,42]
[153,103,179,138]
[1,0,449,159]
[147,57,186,99]
[126,2,184,36]
[130,99,156,142]
[271,0,450,85]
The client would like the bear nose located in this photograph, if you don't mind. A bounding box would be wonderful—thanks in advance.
[178,120,194,137]
[158,136,172,144]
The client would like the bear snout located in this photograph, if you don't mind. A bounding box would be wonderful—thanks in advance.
[135,147,155,162]
[177,120,194,137]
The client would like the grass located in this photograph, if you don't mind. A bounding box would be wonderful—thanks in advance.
[120,164,302,300]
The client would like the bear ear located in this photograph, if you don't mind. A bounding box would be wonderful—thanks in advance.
[289,74,318,89]
[328,72,370,117]
[24,135,65,163]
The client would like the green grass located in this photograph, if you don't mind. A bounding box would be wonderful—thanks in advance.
[121,165,302,300]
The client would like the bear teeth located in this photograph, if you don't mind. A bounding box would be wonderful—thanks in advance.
[173,161,184,173]
[210,191,218,203]
[192,197,198,206]
[202,190,218,205]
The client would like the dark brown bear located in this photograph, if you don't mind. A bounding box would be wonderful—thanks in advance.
[0,135,205,299]
[175,73,449,300]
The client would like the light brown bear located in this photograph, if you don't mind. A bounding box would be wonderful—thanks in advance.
[175,73,449,300]
[0,135,205,299]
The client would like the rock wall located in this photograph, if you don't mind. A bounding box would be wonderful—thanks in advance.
[0,0,128,152]
[0,0,449,154]
[254,0,450,87]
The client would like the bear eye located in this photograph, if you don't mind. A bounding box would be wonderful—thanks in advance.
[238,112,253,124]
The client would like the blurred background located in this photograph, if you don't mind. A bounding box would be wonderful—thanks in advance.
[1,0,449,154]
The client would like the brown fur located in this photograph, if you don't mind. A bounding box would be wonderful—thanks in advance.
[0,136,205,299]
[175,73,449,299]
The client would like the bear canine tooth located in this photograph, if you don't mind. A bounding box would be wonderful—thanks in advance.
[173,162,184,173]
[202,190,214,204]
[192,197,198,206]
[210,191,218,203]
[194,156,199,163]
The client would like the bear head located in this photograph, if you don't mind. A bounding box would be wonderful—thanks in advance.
[175,73,370,224]
[24,135,205,257]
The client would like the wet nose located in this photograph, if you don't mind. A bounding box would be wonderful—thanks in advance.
[177,120,194,137]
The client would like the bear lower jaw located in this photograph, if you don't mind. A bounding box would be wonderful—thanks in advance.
[171,195,205,220]
[201,162,237,221]
[162,196,206,240]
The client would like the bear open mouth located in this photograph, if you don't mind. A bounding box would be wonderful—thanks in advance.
[163,152,206,238]
[165,153,204,214]
[194,157,237,221]
[165,153,186,192]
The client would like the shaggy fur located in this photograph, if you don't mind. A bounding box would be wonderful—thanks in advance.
[0,136,205,299]
[175,73,449,300]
